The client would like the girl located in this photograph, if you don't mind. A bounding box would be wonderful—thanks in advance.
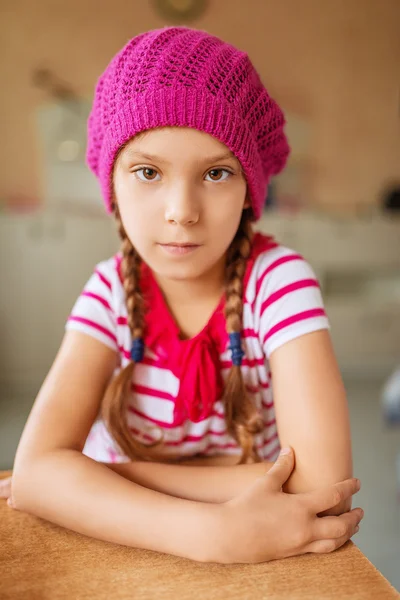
[3,26,363,564]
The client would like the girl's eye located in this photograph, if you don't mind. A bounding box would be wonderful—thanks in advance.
[205,168,232,182]
[132,167,160,182]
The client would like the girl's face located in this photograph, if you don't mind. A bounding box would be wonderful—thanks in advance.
[113,127,249,282]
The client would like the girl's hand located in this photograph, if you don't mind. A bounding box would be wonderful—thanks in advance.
[215,448,363,564]
[0,476,15,508]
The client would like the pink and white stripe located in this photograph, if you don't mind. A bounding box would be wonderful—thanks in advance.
[68,243,329,463]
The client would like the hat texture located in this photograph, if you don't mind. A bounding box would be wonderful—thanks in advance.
[86,26,290,220]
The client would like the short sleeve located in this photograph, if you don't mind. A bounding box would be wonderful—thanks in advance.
[65,259,118,352]
[252,247,330,358]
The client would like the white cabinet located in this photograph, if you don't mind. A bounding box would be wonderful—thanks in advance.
[258,213,400,270]
[325,301,400,374]
[257,212,400,376]
[0,212,119,394]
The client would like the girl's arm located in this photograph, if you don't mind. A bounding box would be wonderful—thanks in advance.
[9,330,221,561]
[105,458,273,503]
[269,329,353,516]
[8,329,265,561]
[12,448,221,562]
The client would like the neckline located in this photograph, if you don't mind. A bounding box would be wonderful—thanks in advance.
[140,262,226,345]
[115,232,277,347]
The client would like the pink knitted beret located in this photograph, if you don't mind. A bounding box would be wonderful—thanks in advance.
[86,26,290,220]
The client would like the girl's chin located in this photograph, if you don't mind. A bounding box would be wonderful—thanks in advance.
[152,256,213,281]
[157,264,208,281]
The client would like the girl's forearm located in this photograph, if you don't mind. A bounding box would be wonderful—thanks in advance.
[105,458,274,503]
[11,449,222,563]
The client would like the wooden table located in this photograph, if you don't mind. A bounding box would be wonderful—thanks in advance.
[1,470,398,600]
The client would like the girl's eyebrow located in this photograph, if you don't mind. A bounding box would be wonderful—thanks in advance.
[125,150,237,165]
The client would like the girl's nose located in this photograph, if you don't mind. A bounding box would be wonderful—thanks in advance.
[164,191,200,226]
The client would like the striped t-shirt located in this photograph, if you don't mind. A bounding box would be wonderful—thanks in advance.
[65,233,330,463]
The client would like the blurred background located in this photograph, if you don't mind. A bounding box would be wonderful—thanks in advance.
[0,0,399,589]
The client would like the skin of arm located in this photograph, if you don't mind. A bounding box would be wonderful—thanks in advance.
[9,331,222,561]
[105,456,274,503]
[11,448,225,563]
[9,330,271,560]
[269,330,353,516]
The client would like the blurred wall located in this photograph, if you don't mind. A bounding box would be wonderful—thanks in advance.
[1,0,399,213]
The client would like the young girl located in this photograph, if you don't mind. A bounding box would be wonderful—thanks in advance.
[3,26,363,564]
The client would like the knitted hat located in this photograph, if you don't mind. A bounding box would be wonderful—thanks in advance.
[86,26,290,220]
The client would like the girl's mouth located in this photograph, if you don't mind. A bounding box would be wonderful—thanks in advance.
[158,243,201,256]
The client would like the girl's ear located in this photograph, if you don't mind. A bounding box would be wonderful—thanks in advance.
[110,188,117,213]
[243,194,251,209]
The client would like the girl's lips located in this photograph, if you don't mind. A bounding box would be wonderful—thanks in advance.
[158,243,200,256]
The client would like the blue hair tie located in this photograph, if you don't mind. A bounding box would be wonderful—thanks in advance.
[228,332,245,366]
[130,337,144,363]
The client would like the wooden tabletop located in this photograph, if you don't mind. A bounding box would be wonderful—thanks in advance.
[1,470,398,600]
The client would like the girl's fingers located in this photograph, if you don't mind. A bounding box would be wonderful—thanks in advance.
[304,523,360,555]
[0,478,15,508]
[0,477,12,498]
[304,478,360,514]
[311,508,363,541]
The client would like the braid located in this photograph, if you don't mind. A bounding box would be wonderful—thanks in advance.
[100,203,172,463]
[223,208,264,465]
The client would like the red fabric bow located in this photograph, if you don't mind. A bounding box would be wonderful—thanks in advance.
[141,265,228,425]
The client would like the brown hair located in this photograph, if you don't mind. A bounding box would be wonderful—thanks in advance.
[101,140,264,465]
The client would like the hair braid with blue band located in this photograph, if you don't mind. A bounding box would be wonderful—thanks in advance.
[228,332,245,366]
[130,337,144,363]
[132,335,244,366]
